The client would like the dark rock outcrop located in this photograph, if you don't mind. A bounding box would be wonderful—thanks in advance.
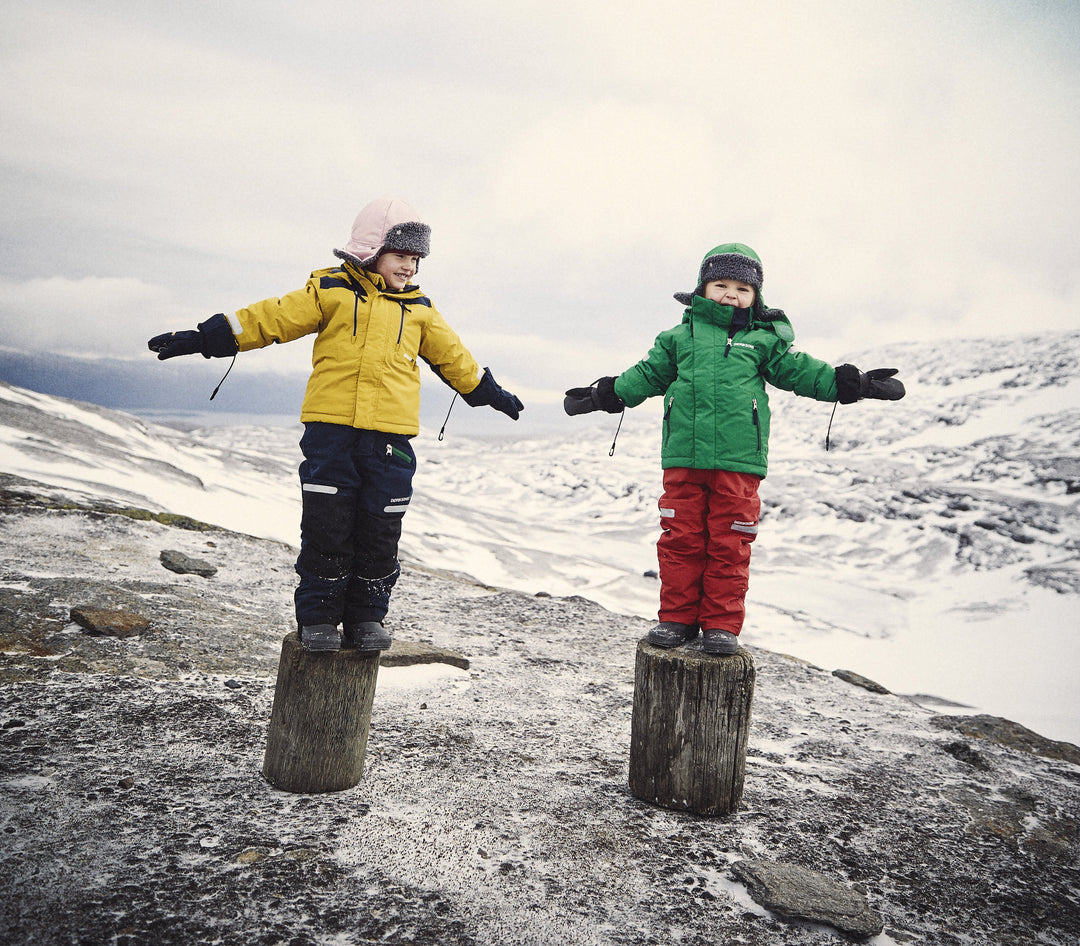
[932,713,1080,765]
[1,477,1078,946]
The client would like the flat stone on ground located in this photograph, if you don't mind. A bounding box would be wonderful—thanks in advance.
[69,607,151,638]
[731,858,885,939]
[381,639,469,671]
[160,549,217,578]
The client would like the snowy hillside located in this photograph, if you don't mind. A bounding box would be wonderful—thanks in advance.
[2,329,1078,743]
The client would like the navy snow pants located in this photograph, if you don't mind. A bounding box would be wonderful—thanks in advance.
[293,422,415,629]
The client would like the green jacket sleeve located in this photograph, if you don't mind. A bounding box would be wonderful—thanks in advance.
[763,342,839,401]
[613,330,678,408]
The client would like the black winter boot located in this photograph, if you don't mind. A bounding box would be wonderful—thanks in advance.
[344,622,392,652]
[300,623,341,653]
[702,629,739,655]
[648,622,698,648]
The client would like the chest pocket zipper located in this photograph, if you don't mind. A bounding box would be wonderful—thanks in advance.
[752,398,761,452]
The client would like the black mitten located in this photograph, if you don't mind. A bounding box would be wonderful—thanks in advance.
[460,368,523,420]
[148,330,203,360]
[860,368,906,400]
[564,377,624,415]
[148,313,238,361]
[834,364,905,403]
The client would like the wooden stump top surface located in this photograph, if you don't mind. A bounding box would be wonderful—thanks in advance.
[634,636,754,668]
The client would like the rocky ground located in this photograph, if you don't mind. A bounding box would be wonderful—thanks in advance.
[1,473,1079,945]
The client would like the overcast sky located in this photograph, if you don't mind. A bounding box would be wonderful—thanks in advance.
[1,0,1077,413]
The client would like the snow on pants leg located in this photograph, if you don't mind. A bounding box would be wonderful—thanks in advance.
[293,423,414,627]
[656,467,761,633]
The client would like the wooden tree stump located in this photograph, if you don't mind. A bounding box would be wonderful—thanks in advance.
[629,638,755,816]
[262,632,380,794]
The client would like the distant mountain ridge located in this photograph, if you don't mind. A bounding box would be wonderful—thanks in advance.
[0,347,307,414]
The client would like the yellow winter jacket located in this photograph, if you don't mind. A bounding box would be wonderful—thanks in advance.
[228,260,482,436]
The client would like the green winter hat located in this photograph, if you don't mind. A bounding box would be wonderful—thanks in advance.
[674,243,764,306]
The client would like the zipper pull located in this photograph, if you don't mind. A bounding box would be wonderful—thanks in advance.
[386,444,393,456]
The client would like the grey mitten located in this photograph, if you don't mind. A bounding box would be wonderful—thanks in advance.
[564,377,624,415]
[860,368,905,400]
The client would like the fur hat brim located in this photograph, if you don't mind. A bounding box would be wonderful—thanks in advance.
[335,197,431,268]
[674,246,765,307]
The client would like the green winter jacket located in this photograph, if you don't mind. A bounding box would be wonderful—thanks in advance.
[613,295,839,478]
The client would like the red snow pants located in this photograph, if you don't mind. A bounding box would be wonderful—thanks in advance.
[656,467,761,634]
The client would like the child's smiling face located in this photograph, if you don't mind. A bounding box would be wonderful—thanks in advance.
[703,279,756,308]
[374,251,420,290]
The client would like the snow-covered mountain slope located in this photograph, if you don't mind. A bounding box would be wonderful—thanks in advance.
[2,329,1078,743]
[0,380,302,544]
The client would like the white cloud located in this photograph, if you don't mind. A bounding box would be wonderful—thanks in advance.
[0,276,188,357]
[0,0,1077,400]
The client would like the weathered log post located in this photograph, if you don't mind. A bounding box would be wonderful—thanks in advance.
[629,637,755,816]
[262,632,380,793]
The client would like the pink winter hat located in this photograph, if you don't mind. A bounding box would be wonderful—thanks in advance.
[335,197,431,267]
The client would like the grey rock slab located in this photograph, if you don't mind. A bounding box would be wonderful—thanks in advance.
[380,639,470,670]
[69,606,151,638]
[731,858,885,939]
[832,669,890,694]
[159,549,218,578]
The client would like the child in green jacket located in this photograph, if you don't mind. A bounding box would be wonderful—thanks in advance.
[565,243,904,655]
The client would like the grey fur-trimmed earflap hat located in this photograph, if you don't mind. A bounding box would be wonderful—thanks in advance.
[334,197,431,269]
[674,242,764,306]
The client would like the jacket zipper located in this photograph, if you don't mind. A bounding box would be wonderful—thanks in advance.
[663,395,674,446]
[355,293,406,344]
[752,398,761,452]
[724,325,736,358]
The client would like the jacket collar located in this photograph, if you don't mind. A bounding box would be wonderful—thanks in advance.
[340,257,422,298]
[685,295,752,330]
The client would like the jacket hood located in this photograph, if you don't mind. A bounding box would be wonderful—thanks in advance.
[674,242,765,308]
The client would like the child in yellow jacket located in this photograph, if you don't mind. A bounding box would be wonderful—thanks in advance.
[149,197,522,652]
